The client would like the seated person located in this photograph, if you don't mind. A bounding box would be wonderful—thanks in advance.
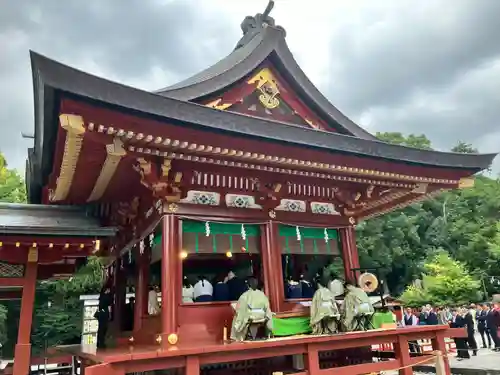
[193,276,213,302]
[285,275,302,299]
[230,277,273,341]
[341,281,374,332]
[300,274,315,299]
[328,274,345,298]
[310,275,340,335]
[182,276,194,303]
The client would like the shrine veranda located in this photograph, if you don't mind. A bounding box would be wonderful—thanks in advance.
[0,3,496,375]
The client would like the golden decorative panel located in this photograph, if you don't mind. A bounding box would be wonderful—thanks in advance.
[248,68,281,109]
[87,137,127,202]
[50,114,86,202]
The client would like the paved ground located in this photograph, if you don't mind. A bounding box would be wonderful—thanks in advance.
[386,333,500,374]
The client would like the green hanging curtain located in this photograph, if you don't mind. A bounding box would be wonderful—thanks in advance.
[278,224,340,255]
[181,220,261,254]
[183,221,260,236]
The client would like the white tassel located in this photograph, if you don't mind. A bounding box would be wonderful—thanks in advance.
[296,226,301,241]
[241,224,247,241]
[139,240,145,255]
[128,249,132,264]
[149,233,155,247]
[324,228,329,243]
[205,221,211,237]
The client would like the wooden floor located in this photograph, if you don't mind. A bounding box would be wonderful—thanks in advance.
[57,325,454,365]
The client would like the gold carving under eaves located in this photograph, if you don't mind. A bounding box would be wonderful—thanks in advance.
[133,158,183,202]
[87,137,127,201]
[248,68,280,109]
[205,98,232,110]
[50,114,86,202]
[335,185,412,216]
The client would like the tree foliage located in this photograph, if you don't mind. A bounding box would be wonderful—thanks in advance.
[0,153,26,203]
[358,134,500,298]
[30,257,103,353]
[401,251,481,306]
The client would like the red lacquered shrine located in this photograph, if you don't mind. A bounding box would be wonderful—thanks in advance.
[10,2,496,375]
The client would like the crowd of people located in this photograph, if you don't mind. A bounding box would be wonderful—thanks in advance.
[402,303,500,360]
[182,271,250,303]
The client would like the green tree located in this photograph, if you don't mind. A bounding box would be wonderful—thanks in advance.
[376,132,433,150]
[31,257,103,353]
[0,153,26,203]
[451,141,478,154]
[401,251,481,306]
[358,133,500,298]
[0,152,26,353]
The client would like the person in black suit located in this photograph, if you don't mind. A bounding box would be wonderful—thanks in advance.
[122,296,135,332]
[450,308,470,360]
[486,302,500,351]
[477,304,491,348]
[426,305,439,325]
[464,307,478,355]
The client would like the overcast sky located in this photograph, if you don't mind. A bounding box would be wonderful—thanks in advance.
[1,0,500,173]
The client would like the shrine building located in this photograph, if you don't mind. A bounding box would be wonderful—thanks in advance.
[1,2,496,375]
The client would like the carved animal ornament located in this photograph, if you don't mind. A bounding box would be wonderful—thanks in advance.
[133,158,184,202]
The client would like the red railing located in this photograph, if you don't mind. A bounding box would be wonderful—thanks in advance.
[67,325,463,375]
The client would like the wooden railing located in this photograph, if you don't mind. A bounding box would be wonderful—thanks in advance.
[71,325,464,375]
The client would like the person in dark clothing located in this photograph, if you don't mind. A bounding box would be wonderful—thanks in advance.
[95,287,112,349]
[477,304,491,348]
[450,309,470,360]
[418,306,428,325]
[299,274,314,299]
[213,274,230,301]
[122,297,135,332]
[285,275,302,299]
[226,271,247,301]
[486,303,500,351]
[402,307,420,354]
[426,306,439,325]
[464,308,478,355]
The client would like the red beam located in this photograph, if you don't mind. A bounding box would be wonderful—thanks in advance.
[0,278,24,287]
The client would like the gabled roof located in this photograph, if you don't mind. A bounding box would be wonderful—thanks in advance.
[28,50,496,194]
[0,203,116,236]
[155,24,376,140]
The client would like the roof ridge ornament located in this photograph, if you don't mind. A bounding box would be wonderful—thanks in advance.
[235,0,283,50]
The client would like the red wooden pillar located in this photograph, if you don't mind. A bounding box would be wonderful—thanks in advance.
[160,214,179,347]
[339,225,360,283]
[262,221,284,313]
[394,335,413,375]
[13,249,38,375]
[133,247,148,334]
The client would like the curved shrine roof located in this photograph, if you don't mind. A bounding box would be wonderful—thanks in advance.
[155,25,376,140]
[0,203,116,236]
[30,51,496,173]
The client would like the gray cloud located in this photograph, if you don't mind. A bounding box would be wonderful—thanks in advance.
[0,0,499,174]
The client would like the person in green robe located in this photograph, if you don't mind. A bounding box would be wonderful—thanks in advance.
[341,281,374,332]
[230,277,273,341]
[310,275,340,335]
